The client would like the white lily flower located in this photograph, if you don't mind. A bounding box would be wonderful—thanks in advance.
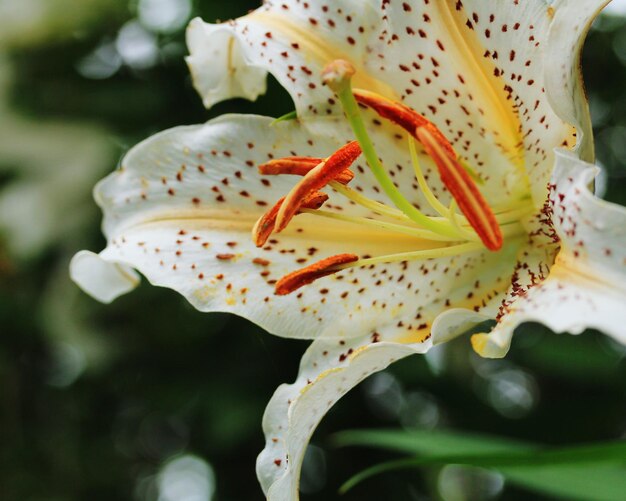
[70,1,626,499]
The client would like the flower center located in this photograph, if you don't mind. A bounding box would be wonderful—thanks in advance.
[253,60,532,295]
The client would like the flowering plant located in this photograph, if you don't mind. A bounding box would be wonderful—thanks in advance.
[71,1,625,498]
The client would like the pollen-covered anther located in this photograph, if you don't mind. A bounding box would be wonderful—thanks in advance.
[252,191,329,247]
[275,141,362,232]
[258,157,354,185]
[353,88,456,160]
[274,253,359,296]
[415,127,503,251]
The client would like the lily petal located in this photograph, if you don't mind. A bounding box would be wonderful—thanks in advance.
[70,250,140,304]
[375,0,606,206]
[185,22,268,108]
[186,1,393,113]
[472,150,626,358]
[187,1,603,210]
[255,243,529,497]
[545,0,611,164]
[257,259,524,499]
[70,115,516,340]
[257,332,430,500]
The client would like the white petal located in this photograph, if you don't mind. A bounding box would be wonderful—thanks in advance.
[186,1,393,114]
[472,150,626,357]
[186,2,601,210]
[257,327,432,500]
[73,114,518,340]
[374,0,600,206]
[545,0,611,163]
[256,267,524,499]
[186,20,268,108]
[69,250,140,303]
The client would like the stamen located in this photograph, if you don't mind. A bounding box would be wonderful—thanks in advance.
[300,208,462,242]
[275,253,359,295]
[353,88,456,160]
[275,141,362,232]
[252,191,329,247]
[275,242,483,295]
[407,136,449,218]
[259,157,354,185]
[332,242,484,270]
[416,127,503,251]
[349,83,503,250]
[328,182,410,221]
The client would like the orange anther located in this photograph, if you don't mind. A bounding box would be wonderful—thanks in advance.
[252,191,329,247]
[275,253,359,295]
[259,157,322,175]
[259,157,354,185]
[353,89,456,160]
[275,141,362,232]
[252,196,285,247]
[416,128,503,251]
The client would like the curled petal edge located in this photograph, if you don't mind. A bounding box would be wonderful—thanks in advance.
[256,339,431,501]
[186,17,268,109]
[70,250,140,304]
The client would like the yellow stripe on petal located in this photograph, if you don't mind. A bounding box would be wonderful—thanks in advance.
[435,1,525,170]
[248,11,397,100]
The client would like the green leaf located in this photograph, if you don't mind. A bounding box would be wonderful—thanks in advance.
[334,428,533,456]
[271,110,298,125]
[335,429,626,501]
[500,464,626,501]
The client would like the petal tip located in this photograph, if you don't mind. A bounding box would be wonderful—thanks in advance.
[70,250,139,304]
[470,332,509,359]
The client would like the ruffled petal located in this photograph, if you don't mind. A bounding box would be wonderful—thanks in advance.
[545,0,611,164]
[256,240,529,497]
[472,150,626,357]
[257,253,525,499]
[256,314,434,500]
[186,1,602,211]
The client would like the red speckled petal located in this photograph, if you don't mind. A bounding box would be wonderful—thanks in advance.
[472,150,626,357]
[71,115,516,341]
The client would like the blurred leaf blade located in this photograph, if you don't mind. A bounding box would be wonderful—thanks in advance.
[334,428,535,456]
[337,429,626,500]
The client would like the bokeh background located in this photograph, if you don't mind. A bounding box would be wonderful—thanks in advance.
[0,1,625,500]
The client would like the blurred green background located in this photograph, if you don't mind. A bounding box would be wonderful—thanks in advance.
[0,1,625,500]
